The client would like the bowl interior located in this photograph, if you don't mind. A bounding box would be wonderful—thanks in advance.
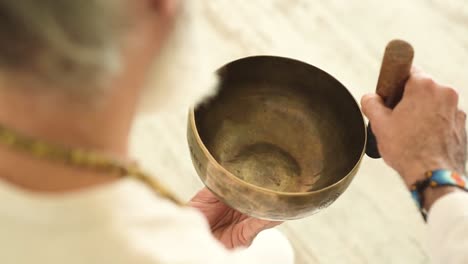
[194,56,365,193]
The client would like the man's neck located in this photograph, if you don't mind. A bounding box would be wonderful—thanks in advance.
[0,85,136,192]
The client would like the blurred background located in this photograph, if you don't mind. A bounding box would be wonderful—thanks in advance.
[130,1,468,263]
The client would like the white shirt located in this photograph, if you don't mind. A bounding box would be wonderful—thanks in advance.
[0,177,466,264]
[427,192,468,263]
[0,178,292,264]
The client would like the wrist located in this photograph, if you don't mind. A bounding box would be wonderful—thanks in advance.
[399,161,461,188]
[422,186,460,211]
[408,169,467,220]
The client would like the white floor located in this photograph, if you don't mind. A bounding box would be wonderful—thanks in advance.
[130,1,468,263]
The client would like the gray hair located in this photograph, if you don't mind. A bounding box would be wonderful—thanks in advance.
[0,0,124,94]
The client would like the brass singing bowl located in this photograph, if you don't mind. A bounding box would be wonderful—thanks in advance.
[187,56,366,220]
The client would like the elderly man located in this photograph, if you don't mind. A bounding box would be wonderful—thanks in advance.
[0,1,466,264]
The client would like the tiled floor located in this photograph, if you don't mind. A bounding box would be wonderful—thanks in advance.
[130,1,468,263]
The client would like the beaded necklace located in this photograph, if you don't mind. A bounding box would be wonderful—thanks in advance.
[0,124,183,205]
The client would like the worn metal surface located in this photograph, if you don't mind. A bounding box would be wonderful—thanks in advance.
[188,56,365,220]
[130,0,468,263]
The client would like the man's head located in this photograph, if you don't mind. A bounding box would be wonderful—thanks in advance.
[0,0,215,113]
[0,0,122,90]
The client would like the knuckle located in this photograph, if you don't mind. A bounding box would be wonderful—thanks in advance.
[360,101,370,115]
[361,95,378,113]
[360,95,371,107]
[406,76,436,93]
[443,86,459,102]
[419,77,437,90]
[458,110,467,120]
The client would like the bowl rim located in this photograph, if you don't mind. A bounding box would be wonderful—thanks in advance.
[189,55,367,197]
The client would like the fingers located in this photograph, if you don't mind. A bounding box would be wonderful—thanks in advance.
[360,93,391,124]
[406,66,459,114]
[410,66,430,78]
[406,66,437,95]
[410,65,425,76]
[408,67,458,100]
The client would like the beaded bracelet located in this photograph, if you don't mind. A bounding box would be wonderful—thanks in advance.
[410,169,468,221]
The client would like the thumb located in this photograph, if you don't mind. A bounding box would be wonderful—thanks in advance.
[360,93,391,125]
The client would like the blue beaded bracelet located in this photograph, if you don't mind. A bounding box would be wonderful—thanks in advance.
[410,169,468,221]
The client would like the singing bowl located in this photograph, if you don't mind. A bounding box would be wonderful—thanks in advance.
[187,56,366,220]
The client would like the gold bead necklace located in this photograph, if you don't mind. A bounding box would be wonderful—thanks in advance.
[0,124,183,205]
